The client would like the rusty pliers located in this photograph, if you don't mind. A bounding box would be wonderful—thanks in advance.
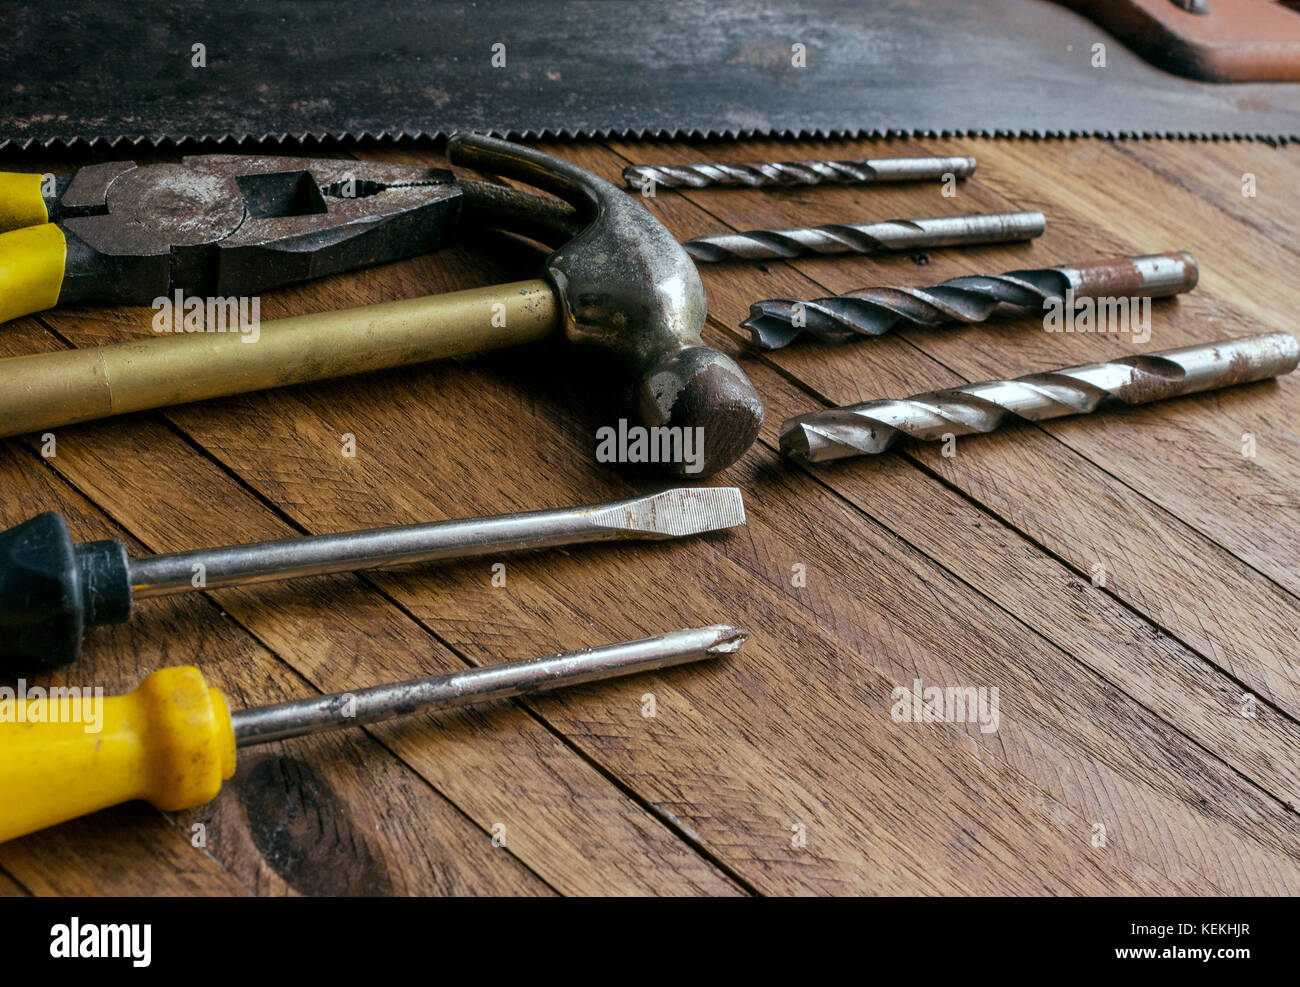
[0,155,468,323]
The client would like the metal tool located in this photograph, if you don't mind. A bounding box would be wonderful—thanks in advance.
[0,135,764,478]
[743,252,1199,349]
[780,332,1300,463]
[682,212,1044,262]
[0,487,745,674]
[6,1,1299,147]
[622,155,976,189]
[0,624,747,844]
[0,156,465,324]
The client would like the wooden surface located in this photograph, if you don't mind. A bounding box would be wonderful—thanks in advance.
[2,136,1298,896]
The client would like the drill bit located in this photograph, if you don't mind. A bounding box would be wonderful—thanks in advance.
[743,252,1199,349]
[0,488,747,673]
[683,211,1044,262]
[780,332,1300,463]
[622,155,976,189]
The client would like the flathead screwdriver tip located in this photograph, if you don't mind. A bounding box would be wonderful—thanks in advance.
[592,487,746,537]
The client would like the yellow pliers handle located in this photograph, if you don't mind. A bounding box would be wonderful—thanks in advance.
[0,172,68,323]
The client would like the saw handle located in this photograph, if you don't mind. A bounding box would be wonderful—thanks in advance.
[0,666,236,843]
[0,278,559,439]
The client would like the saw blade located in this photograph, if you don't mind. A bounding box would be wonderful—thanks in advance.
[2,0,1298,148]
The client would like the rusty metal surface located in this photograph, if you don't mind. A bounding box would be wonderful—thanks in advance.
[3,0,1300,149]
[743,252,1199,348]
[52,155,461,302]
[780,332,1300,462]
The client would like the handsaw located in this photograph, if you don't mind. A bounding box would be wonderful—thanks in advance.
[2,0,1299,148]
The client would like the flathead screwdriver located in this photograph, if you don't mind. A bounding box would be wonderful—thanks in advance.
[0,624,748,843]
[0,487,745,673]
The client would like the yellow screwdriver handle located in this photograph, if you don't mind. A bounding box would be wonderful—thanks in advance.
[0,666,237,843]
[0,171,52,231]
[0,223,67,324]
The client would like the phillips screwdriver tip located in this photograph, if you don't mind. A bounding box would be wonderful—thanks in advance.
[703,624,749,653]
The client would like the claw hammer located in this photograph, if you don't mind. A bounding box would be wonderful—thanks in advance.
[0,136,764,476]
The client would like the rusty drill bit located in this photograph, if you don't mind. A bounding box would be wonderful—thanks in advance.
[743,252,1199,349]
[780,332,1299,464]
[683,211,1044,262]
[622,155,976,189]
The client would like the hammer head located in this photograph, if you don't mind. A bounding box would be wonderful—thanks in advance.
[447,135,763,477]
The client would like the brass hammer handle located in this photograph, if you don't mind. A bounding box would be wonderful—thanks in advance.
[0,280,558,438]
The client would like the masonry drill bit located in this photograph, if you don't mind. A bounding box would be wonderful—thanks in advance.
[622,155,977,189]
[683,211,1044,262]
[743,252,1199,349]
[0,624,748,843]
[0,487,746,672]
[780,332,1300,463]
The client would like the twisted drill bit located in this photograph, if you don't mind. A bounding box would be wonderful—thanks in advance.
[622,155,976,189]
[683,211,1044,262]
[743,252,1199,349]
[780,332,1300,463]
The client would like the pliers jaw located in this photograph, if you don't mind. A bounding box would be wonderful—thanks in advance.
[52,154,462,305]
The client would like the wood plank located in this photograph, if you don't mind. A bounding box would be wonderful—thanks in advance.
[1116,141,1300,252]
[912,138,1300,593]
[0,869,29,896]
[59,219,1297,893]
[600,137,1300,723]
[613,135,1300,599]
[0,433,552,897]
[10,299,742,894]
[2,135,1295,896]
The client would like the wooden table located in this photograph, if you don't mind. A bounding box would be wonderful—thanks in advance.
[2,136,1297,896]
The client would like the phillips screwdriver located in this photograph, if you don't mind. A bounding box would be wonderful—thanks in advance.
[0,488,745,674]
[682,210,1045,262]
[0,624,748,844]
[780,332,1300,463]
[742,252,1199,349]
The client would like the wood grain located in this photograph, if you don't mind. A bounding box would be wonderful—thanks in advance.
[1,135,1296,895]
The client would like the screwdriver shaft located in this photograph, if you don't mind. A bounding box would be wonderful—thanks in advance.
[743,252,1198,349]
[230,624,746,746]
[622,155,976,189]
[780,332,1300,463]
[683,211,1044,262]
[128,488,744,598]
